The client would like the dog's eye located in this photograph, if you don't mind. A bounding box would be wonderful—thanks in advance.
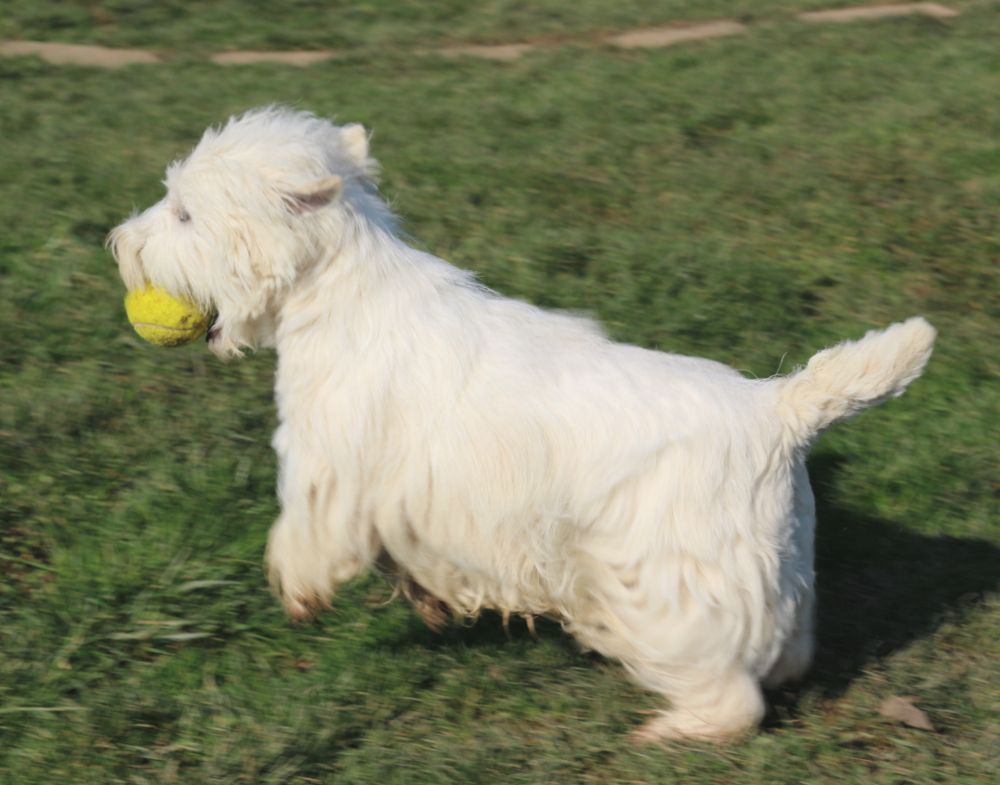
[177,208,191,223]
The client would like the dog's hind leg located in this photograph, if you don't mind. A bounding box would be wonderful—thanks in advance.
[765,459,817,689]
[629,662,765,743]
[568,583,765,742]
[763,592,815,688]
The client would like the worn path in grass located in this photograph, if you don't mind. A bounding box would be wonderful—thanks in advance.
[0,2,960,67]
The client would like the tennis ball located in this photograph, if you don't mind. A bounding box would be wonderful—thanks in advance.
[124,286,212,347]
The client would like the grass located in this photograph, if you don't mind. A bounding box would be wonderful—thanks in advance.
[3,1,882,50]
[1,2,998,783]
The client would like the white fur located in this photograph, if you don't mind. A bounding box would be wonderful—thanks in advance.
[109,107,936,741]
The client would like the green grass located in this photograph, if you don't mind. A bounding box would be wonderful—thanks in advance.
[2,0,892,50]
[1,2,998,783]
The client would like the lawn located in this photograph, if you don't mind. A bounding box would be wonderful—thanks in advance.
[1,2,998,783]
[1,1,888,50]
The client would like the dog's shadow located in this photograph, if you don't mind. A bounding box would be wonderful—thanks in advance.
[802,450,998,699]
[392,449,998,707]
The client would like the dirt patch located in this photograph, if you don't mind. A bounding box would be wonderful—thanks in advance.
[0,5,961,69]
[608,20,747,49]
[0,40,159,67]
[210,50,341,66]
[427,20,747,60]
[435,43,535,61]
[799,3,958,23]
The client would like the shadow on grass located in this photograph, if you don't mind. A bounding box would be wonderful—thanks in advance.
[803,449,999,698]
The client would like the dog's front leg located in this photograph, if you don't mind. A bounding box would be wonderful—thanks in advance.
[266,432,379,620]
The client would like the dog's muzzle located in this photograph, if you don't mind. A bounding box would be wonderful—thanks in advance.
[206,313,221,344]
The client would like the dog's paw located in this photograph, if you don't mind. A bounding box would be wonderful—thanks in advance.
[630,709,755,745]
[402,578,450,632]
[282,592,330,622]
[630,669,765,744]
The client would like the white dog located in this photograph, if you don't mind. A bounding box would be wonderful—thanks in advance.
[109,107,935,741]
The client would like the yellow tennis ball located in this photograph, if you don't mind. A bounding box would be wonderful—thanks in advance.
[124,286,212,347]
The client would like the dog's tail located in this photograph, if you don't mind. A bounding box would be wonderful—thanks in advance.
[776,317,936,444]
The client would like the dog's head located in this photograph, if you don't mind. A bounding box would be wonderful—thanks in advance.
[108,107,377,357]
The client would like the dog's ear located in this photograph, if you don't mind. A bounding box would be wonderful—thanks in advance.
[341,124,369,166]
[286,175,343,213]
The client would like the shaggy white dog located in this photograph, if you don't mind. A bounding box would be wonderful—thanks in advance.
[109,107,935,741]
